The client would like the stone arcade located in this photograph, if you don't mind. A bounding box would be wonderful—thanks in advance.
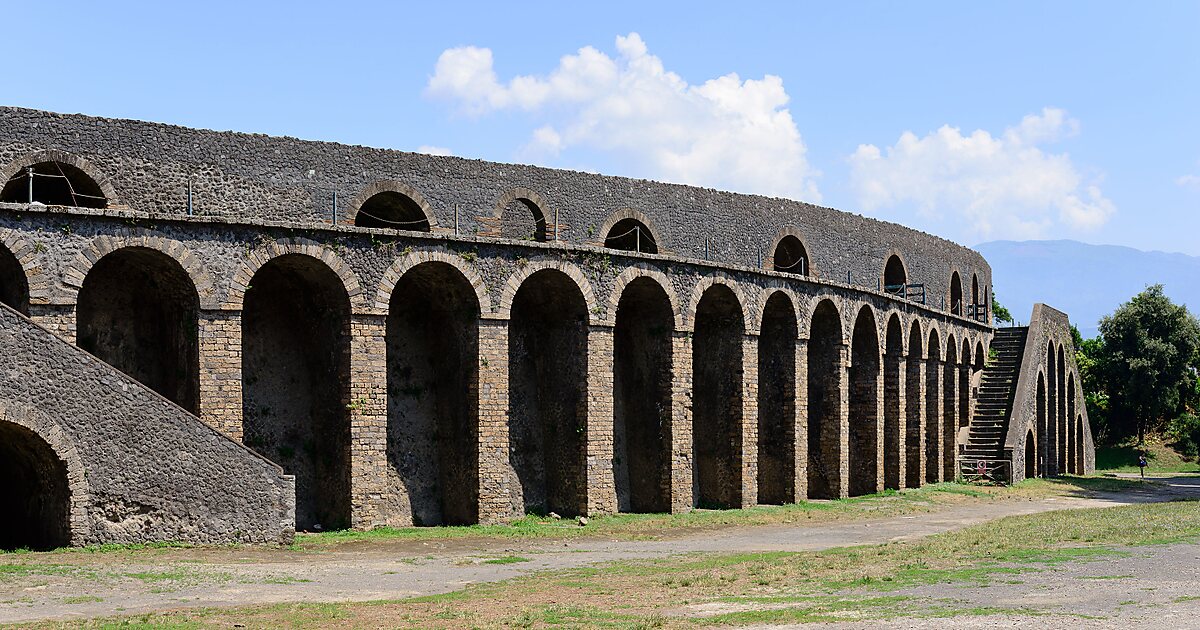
[0,108,1095,549]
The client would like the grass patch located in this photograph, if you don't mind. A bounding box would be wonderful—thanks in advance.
[1097,436,1200,473]
[61,595,103,605]
[481,555,530,565]
[41,500,1199,629]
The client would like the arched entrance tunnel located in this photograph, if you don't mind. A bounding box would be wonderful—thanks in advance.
[757,292,797,505]
[0,421,71,550]
[612,277,674,513]
[387,262,480,526]
[693,284,744,509]
[242,254,352,531]
[508,269,589,517]
[0,243,29,315]
[808,300,843,499]
[849,308,881,496]
[77,247,199,414]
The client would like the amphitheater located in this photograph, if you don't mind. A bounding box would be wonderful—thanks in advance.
[0,107,1094,549]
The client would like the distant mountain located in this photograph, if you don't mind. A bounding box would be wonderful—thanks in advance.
[974,240,1200,338]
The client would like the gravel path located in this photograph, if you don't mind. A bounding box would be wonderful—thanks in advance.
[2,476,1197,625]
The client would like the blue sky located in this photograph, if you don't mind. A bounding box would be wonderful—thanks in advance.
[9,1,1200,254]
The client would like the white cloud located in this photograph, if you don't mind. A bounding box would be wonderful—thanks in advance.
[426,33,819,201]
[416,145,454,156]
[1178,162,1200,189]
[849,108,1114,241]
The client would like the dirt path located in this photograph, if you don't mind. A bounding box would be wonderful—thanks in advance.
[3,476,1197,625]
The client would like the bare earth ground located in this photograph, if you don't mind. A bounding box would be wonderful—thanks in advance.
[1,476,1197,627]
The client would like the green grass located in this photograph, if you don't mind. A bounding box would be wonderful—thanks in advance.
[481,555,531,565]
[1096,436,1200,473]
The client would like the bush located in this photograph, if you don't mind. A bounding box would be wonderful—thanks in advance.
[1167,413,1200,457]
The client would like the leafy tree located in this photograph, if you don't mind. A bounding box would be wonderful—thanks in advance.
[992,293,1013,324]
[1095,285,1200,442]
[1072,325,1111,440]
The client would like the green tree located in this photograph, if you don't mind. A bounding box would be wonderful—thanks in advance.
[1072,325,1110,440]
[992,293,1013,324]
[1096,285,1200,442]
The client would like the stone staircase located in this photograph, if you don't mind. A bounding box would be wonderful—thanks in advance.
[960,326,1028,482]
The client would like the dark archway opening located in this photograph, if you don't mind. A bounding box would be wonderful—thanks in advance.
[1045,343,1058,476]
[924,333,941,483]
[1074,414,1084,474]
[949,272,963,315]
[772,236,809,276]
[243,254,351,531]
[509,269,589,517]
[77,248,200,414]
[1036,373,1047,478]
[0,161,106,208]
[905,323,924,488]
[613,277,674,514]
[849,308,881,496]
[387,262,480,526]
[500,198,548,242]
[1057,347,1067,475]
[0,243,29,315]
[883,255,907,295]
[0,421,70,550]
[883,316,903,490]
[1024,429,1036,480]
[693,284,744,509]
[757,292,797,505]
[959,341,972,431]
[355,191,431,231]
[808,300,843,499]
[942,339,958,480]
[971,274,980,315]
[605,218,658,254]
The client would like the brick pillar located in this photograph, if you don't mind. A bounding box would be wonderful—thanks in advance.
[905,352,925,488]
[586,325,618,515]
[477,318,513,524]
[894,351,907,489]
[348,313,388,529]
[198,309,243,439]
[669,331,694,512]
[836,342,850,499]
[29,303,75,343]
[945,357,959,481]
[925,357,942,483]
[740,334,759,507]
[794,338,809,501]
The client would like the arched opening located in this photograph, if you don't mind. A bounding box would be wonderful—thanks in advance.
[613,277,674,514]
[949,272,963,315]
[959,340,972,431]
[693,284,744,509]
[904,322,924,488]
[850,307,881,496]
[883,315,903,490]
[883,255,907,295]
[772,235,809,276]
[605,218,658,254]
[1057,346,1067,475]
[1036,373,1047,477]
[808,300,843,499]
[77,247,200,414]
[0,161,106,208]
[1024,429,1036,480]
[0,421,70,550]
[355,191,431,231]
[1067,374,1077,475]
[924,332,941,483]
[1045,342,1058,476]
[387,262,480,526]
[1075,414,1084,474]
[500,197,547,242]
[757,292,797,505]
[971,274,980,317]
[509,269,589,517]
[942,337,958,480]
[0,242,29,315]
[243,254,351,531]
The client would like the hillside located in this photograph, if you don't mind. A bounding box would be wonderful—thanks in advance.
[975,240,1200,338]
